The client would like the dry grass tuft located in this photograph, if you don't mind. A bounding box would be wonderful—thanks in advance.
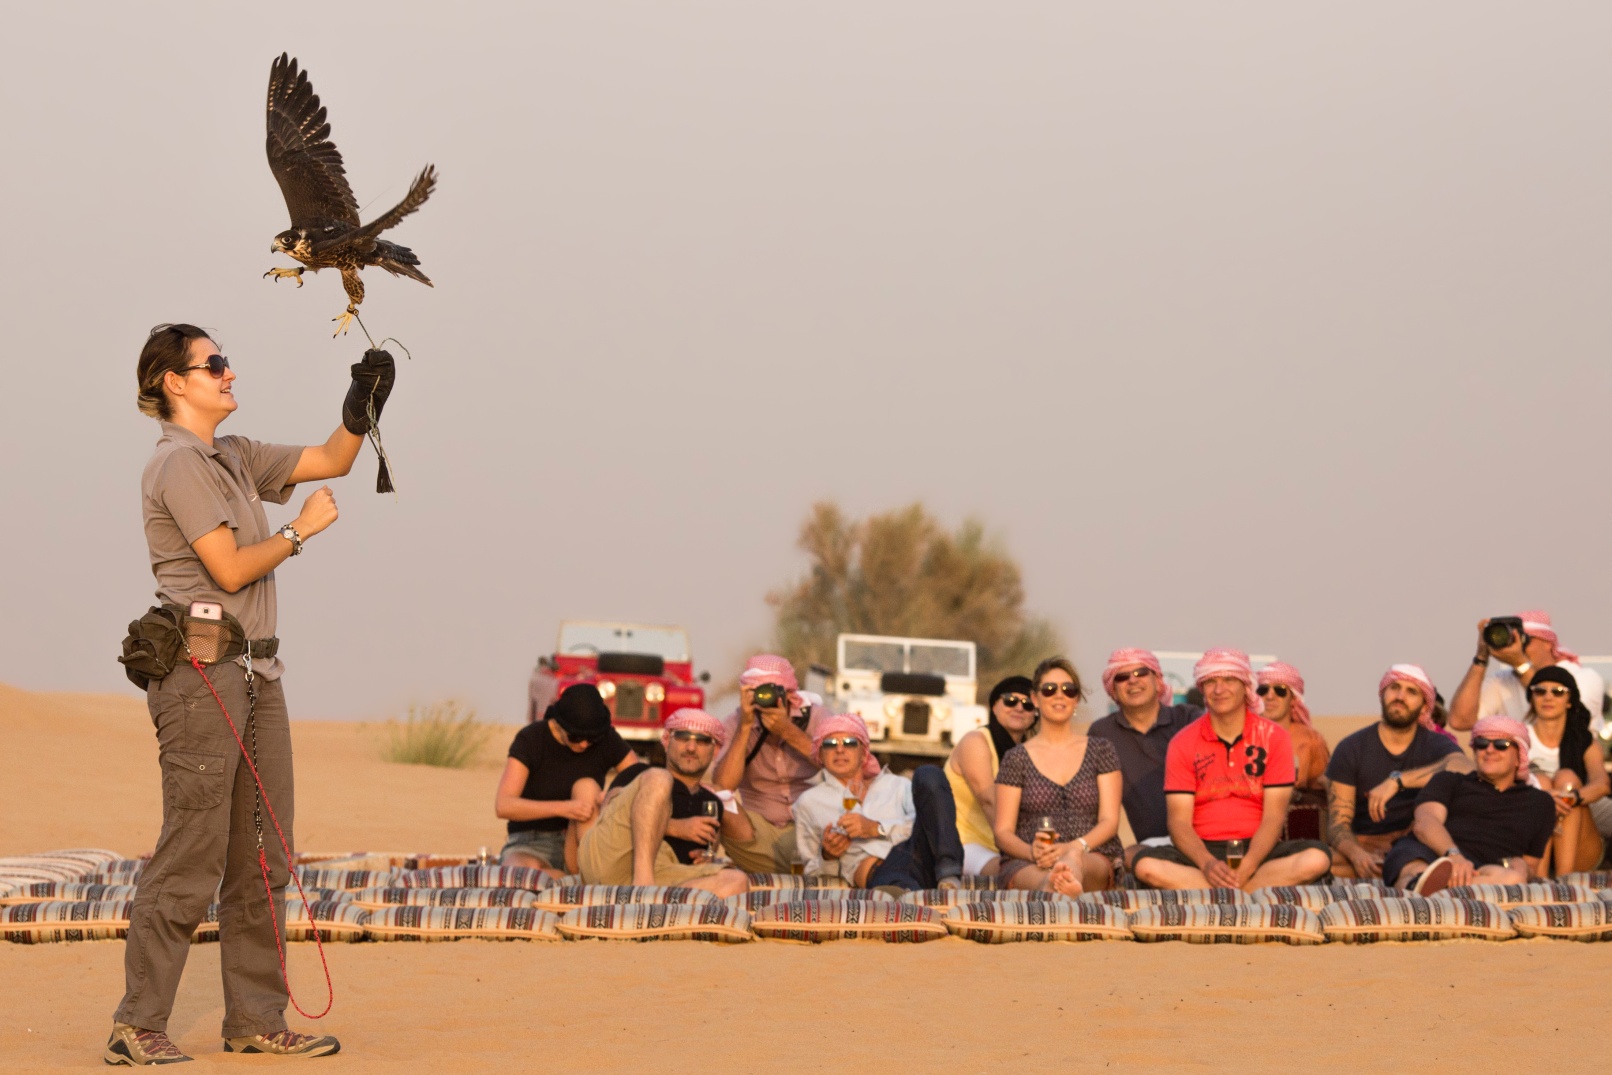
[383,700,495,768]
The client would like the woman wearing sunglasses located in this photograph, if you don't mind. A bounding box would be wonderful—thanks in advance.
[943,675,1038,877]
[1523,666,1609,875]
[1255,663,1330,794]
[993,658,1123,896]
[112,323,396,1063]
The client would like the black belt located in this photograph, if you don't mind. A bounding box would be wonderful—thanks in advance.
[247,638,280,660]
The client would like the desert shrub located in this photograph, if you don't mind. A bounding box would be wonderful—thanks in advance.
[383,700,494,768]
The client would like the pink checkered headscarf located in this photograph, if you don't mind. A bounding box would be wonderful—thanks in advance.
[739,654,799,691]
[661,707,728,752]
[1520,610,1578,662]
[811,712,882,779]
[1377,664,1455,742]
[1471,716,1530,781]
[1256,662,1311,727]
[1102,648,1168,703]
[1194,648,1263,715]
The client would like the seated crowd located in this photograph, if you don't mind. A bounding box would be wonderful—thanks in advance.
[492,610,1611,897]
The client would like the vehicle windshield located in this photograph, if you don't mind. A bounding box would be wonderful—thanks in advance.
[842,640,906,673]
[558,623,689,661]
[910,643,972,677]
[842,638,973,677]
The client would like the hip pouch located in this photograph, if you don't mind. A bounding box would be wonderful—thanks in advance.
[117,604,247,690]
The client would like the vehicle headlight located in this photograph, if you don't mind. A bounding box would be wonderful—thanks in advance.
[596,680,616,700]
[645,682,665,703]
[884,697,903,719]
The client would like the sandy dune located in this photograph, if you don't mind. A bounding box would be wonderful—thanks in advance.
[0,684,1580,1074]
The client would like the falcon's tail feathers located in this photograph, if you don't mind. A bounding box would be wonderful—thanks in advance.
[374,241,433,286]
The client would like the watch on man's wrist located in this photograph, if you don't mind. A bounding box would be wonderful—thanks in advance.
[1473,655,1487,667]
[1388,770,1403,790]
[1446,845,1464,859]
[875,822,889,840]
[1514,661,1533,676]
[277,523,303,556]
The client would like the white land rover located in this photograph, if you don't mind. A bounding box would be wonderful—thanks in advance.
[832,633,988,758]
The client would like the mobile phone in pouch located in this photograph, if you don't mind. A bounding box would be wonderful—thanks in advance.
[189,601,223,621]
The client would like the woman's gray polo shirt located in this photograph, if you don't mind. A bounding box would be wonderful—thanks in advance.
[140,421,301,679]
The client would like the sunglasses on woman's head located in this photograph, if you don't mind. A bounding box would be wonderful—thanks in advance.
[820,736,862,750]
[1038,682,1080,698]
[1255,684,1291,699]
[997,694,1035,711]
[1110,670,1153,686]
[1471,736,1516,752]
[1529,685,1570,698]
[180,354,230,378]
[669,730,715,745]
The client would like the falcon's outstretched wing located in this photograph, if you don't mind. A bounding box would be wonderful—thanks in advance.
[266,53,360,234]
[350,166,438,243]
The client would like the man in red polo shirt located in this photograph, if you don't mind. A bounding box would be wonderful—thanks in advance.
[1133,648,1332,891]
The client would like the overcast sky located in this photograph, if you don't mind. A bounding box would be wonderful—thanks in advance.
[2,2,1608,721]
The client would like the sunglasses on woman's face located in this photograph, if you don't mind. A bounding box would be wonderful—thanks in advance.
[1471,736,1516,752]
[997,694,1035,711]
[180,354,230,378]
[1110,670,1153,686]
[669,730,715,745]
[820,736,862,750]
[1529,685,1570,698]
[1255,684,1291,699]
[1038,682,1080,699]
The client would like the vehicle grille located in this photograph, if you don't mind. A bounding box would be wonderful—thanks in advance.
[902,700,930,737]
[615,681,645,721]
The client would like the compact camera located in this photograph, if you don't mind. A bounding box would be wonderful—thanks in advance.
[751,683,787,710]
[1483,616,1526,651]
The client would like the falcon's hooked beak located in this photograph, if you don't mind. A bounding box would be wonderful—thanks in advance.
[270,238,286,253]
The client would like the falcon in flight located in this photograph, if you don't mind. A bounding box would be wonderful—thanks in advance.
[264,53,436,336]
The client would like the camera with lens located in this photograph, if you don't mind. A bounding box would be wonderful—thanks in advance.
[751,683,787,710]
[1483,616,1526,651]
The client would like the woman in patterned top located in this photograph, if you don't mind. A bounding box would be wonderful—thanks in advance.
[993,657,1123,895]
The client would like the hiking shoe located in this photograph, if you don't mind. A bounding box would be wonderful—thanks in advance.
[104,1024,191,1066]
[223,1029,341,1057]
[1411,856,1456,897]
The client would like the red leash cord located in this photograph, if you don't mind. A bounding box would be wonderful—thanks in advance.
[190,656,334,1019]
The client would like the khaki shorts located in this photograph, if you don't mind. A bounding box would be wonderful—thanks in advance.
[722,809,798,874]
[578,776,724,887]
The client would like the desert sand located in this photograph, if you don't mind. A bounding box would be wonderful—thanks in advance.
[0,683,1584,1073]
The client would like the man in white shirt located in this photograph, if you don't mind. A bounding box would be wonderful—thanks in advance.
[791,713,963,891]
[1449,610,1605,735]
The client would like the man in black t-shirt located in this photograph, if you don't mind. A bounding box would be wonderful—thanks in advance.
[608,762,723,866]
[495,684,640,874]
[1324,665,1469,878]
[1384,716,1556,894]
[1086,649,1202,855]
[578,709,751,896]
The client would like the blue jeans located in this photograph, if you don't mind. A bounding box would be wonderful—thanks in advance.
[867,766,964,890]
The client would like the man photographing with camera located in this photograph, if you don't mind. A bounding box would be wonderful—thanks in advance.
[711,655,821,873]
[1448,611,1605,735]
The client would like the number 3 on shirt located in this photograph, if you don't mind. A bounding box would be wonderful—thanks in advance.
[1243,745,1268,778]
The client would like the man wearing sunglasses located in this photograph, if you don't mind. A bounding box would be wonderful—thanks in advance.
[578,708,750,897]
[111,324,397,1063]
[792,713,964,890]
[1448,610,1606,735]
[1383,716,1556,895]
[1088,649,1203,857]
[1324,665,1469,879]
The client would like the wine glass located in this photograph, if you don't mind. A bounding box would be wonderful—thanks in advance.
[700,799,728,865]
[1034,815,1058,858]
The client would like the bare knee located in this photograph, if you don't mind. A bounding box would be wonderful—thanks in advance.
[1294,849,1331,882]
[1133,859,1162,887]
[712,869,749,898]
[571,777,603,819]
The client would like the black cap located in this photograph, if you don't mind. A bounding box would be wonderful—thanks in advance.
[547,684,612,741]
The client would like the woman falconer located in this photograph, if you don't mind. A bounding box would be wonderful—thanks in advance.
[108,324,393,1065]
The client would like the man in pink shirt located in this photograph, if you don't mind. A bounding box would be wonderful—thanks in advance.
[711,655,821,872]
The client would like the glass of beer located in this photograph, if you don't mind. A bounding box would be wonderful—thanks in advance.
[1224,839,1246,871]
[1034,815,1058,855]
[843,794,861,813]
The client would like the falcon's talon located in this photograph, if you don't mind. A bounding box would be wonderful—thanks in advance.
[331,306,358,337]
[263,267,305,287]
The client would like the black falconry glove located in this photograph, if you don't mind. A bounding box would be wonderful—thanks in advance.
[343,349,398,492]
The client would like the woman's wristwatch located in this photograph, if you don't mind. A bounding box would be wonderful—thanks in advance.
[277,523,303,556]
[1075,836,1090,852]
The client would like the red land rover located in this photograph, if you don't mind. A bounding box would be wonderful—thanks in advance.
[527,620,708,743]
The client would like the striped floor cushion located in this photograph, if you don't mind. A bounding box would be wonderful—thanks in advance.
[294,867,402,891]
[750,900,947,943]
[534,885,721,912]
[298,852,420,872]
[392,865,552,892]
[1128,904,1325,945]
[1253,885,1367,912]
[283,900,373,942]
[1319,897,1515,943]
[1,900,133,943]
[1558,871,1612,890]
[1440,882,1596,908]
[363,905,560,941]
[556,903,754,943]
[0,849,122,872]
[956,874,1000,891]
[86,860,149,883]
[0,865,99,889]
[944,901,1132,943]
[900,888,1075,908]
[1508,902,1612,941]
[1080,887,1251,913]
[727,888,889,912]
[0,882,140,906]
[349,887,538,911]
[745,872,850,892]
